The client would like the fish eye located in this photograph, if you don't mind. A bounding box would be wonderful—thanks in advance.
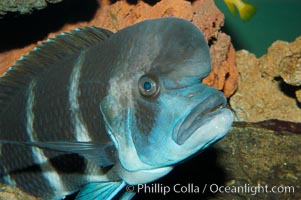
[138,75,159,97]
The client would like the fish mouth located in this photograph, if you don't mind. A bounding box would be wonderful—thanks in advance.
[172,92,227,145]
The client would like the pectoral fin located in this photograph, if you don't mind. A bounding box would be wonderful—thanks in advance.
[75,181,126,200]
[0,140,115,167]
[119,191,136,200]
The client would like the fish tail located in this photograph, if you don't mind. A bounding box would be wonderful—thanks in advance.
[224,0,237,16]
[238,1,256,21]
[224,0,256,21]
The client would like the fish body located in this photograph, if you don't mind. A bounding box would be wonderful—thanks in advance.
[0,18,233,199]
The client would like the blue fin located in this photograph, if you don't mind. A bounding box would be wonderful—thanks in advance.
[76,181,126,200]
[0,140,114,167]
[119,191,136,200]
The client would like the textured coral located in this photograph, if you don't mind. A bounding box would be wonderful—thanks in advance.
[0,0,63,17]
[0,0,238,97]
[230,36,301,122]
[203,33,237,96]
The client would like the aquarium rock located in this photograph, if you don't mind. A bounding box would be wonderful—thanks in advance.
[0,0,63,17]
[203,32,237,97]
[210,121,301,200]
[0,0,238,97]
[230,36,301,122]
[279,52,301,87]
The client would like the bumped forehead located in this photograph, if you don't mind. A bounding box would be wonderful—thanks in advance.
[107,17,211,79]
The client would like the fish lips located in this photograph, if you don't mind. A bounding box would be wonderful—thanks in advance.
[172,92,227,145]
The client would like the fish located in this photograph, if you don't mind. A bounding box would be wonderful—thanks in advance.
[0,17,234,199]
[224,0,256,21]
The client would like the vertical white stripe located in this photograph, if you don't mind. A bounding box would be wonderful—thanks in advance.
[69,52,91,142]
[68,53,106,182]
[26,81,66,194]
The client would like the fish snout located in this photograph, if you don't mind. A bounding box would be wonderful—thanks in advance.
[172,92,227,145]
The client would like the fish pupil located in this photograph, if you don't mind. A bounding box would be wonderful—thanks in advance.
[138,75,159,97]
[144,82,152,91]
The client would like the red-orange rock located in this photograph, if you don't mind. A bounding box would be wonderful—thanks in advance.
[203,33,238,97]
[0,0,238,96]
[0,44,36,75]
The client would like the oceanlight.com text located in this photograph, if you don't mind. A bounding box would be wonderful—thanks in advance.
[126,183,295,196]
[208,183,295,196]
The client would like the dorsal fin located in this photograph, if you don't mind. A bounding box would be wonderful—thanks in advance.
[0,27,113,114]
[15,26,113,68]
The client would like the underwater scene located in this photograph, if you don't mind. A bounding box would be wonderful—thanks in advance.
[0,0,300,199]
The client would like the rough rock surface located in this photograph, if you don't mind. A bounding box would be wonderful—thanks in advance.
[208,121,301,200]
[203,33,237,96]
[0,0,63,17]
[230,36,301,122]
[0,0,238,97]
[279,50,301,102]
[280,52,301,87]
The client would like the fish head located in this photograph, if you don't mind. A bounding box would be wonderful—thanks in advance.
[100,18,234,175]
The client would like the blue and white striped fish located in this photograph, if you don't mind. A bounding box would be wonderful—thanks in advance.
[0,17,233,199]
